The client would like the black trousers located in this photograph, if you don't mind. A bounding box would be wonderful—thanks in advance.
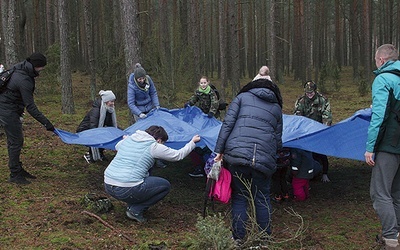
[0,112,24,175]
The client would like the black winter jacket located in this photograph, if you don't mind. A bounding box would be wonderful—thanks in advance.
[0,60,53,129]
[214,79,283,176]
[76,99,114,132]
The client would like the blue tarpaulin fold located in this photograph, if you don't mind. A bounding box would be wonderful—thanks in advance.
[54,106,372,162]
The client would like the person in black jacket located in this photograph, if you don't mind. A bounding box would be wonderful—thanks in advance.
[214,78,283,244]
[0,52,55,185]
[77,90,117,163]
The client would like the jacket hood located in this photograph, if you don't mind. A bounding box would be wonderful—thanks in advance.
[238,79,283,107]
[130,130,156,142]
[374,60,400,75]
[13,60,39,77]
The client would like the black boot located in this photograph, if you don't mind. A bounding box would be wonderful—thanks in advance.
[20,169,37,179]
[9,173,31,185]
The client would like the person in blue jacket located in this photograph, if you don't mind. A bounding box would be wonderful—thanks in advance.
[104,125,200,223]
[214,78,283,244]
[365,44,400,249]
[127,63,160,123]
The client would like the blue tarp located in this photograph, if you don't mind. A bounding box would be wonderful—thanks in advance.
[54,106,372,162]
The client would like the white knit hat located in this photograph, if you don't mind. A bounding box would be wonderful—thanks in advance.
[99,90,116,102]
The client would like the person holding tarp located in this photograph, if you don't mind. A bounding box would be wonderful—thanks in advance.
[294,81,332,182]
[214,77,283,246]
[104,125,200,223]
[76,90,118,163]
[365,44,400,250]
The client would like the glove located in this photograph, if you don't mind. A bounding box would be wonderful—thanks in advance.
[139,113,147,119]
[45,123,55,132]
[208,112,214,118]
[184,103,190,108]
[321,174,330,183]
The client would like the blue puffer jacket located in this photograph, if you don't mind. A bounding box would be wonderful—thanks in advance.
[214,79,283,176]
[366,60,400,154]
[127,74,160,116]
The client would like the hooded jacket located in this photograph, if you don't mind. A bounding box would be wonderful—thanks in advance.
[366,60,400,154]
[0,60,52,129]
[214,79,283,176]
[127,74,160,116]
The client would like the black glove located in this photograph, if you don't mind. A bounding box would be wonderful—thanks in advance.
[45,123,55,132]
[208,112,214,118]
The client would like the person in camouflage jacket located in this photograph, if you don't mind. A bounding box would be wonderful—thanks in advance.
[294,81,332,182]
[185,76,219,118]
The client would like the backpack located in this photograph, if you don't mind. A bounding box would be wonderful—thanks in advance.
[210,84,228,111]
[0,68,15,93]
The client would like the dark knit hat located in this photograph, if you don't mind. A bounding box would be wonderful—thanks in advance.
[28,52,47,68]
[133,63,147,80]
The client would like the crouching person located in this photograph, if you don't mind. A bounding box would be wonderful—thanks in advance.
[290,148,322,201]
[76,90,117,163]
[104,126,200,223]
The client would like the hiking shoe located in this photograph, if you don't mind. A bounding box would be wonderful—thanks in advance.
[126,210,147,223]
[20,169,37,179]
[9,174,31,185]
[271,195,283,203]
[189,167,205,178]
[156,159,167,168]
[83,152,93,164]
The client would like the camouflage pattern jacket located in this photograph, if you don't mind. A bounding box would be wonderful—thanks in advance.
[188,87,219,115]
[294,92,332,125]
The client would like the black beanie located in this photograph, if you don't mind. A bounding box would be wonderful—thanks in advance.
[134,63,147,80]
[28,52,47,68]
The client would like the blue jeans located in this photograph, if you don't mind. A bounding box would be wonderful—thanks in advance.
[227,163,272,240]
[370,152,400,239]
[104,176,171,214]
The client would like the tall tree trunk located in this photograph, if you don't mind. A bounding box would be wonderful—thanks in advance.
[219,0,227,101]
[1,0,18,67]
[362,0,371,81]
[228,0,240,95]
[268,0,276,81]
[59,0,74,114]
[83,0,96,100]
[120,0,140,78]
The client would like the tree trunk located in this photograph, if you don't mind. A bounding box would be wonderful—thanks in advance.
[228,0,240,95]
[120,0,140,77]
[83,0,97,100]
[219,0,227,101]
[1,0,18,67]
[59,0,74,114]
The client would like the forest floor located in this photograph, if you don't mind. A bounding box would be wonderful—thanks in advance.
[0,68,386,249]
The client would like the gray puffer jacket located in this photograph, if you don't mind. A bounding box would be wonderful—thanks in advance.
[214,79,283,176]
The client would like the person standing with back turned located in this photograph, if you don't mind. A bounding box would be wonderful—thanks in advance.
[0,53,55,185]
[365,44,400,250]
[214,77,283,245]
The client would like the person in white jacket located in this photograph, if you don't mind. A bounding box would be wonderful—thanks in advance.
[104,125,200,223]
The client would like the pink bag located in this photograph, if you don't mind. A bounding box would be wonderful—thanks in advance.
[209,167,232,204]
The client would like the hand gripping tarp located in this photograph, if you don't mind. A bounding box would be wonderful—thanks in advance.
[54,106,372,162]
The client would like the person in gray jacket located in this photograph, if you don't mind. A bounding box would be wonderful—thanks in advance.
[214,78,283,244]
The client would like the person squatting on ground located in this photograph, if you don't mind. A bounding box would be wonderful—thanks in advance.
[104,125,200,223]
[0,52,55,185]
[185,76,219,178]
[365,44,400,250]
[76,90,117,163]
[127,63,160,124]
[290,148,322,201]
[214,77,283,243]
[294,81,332,182]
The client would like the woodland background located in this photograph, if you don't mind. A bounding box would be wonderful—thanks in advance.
[1,0,400,111]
